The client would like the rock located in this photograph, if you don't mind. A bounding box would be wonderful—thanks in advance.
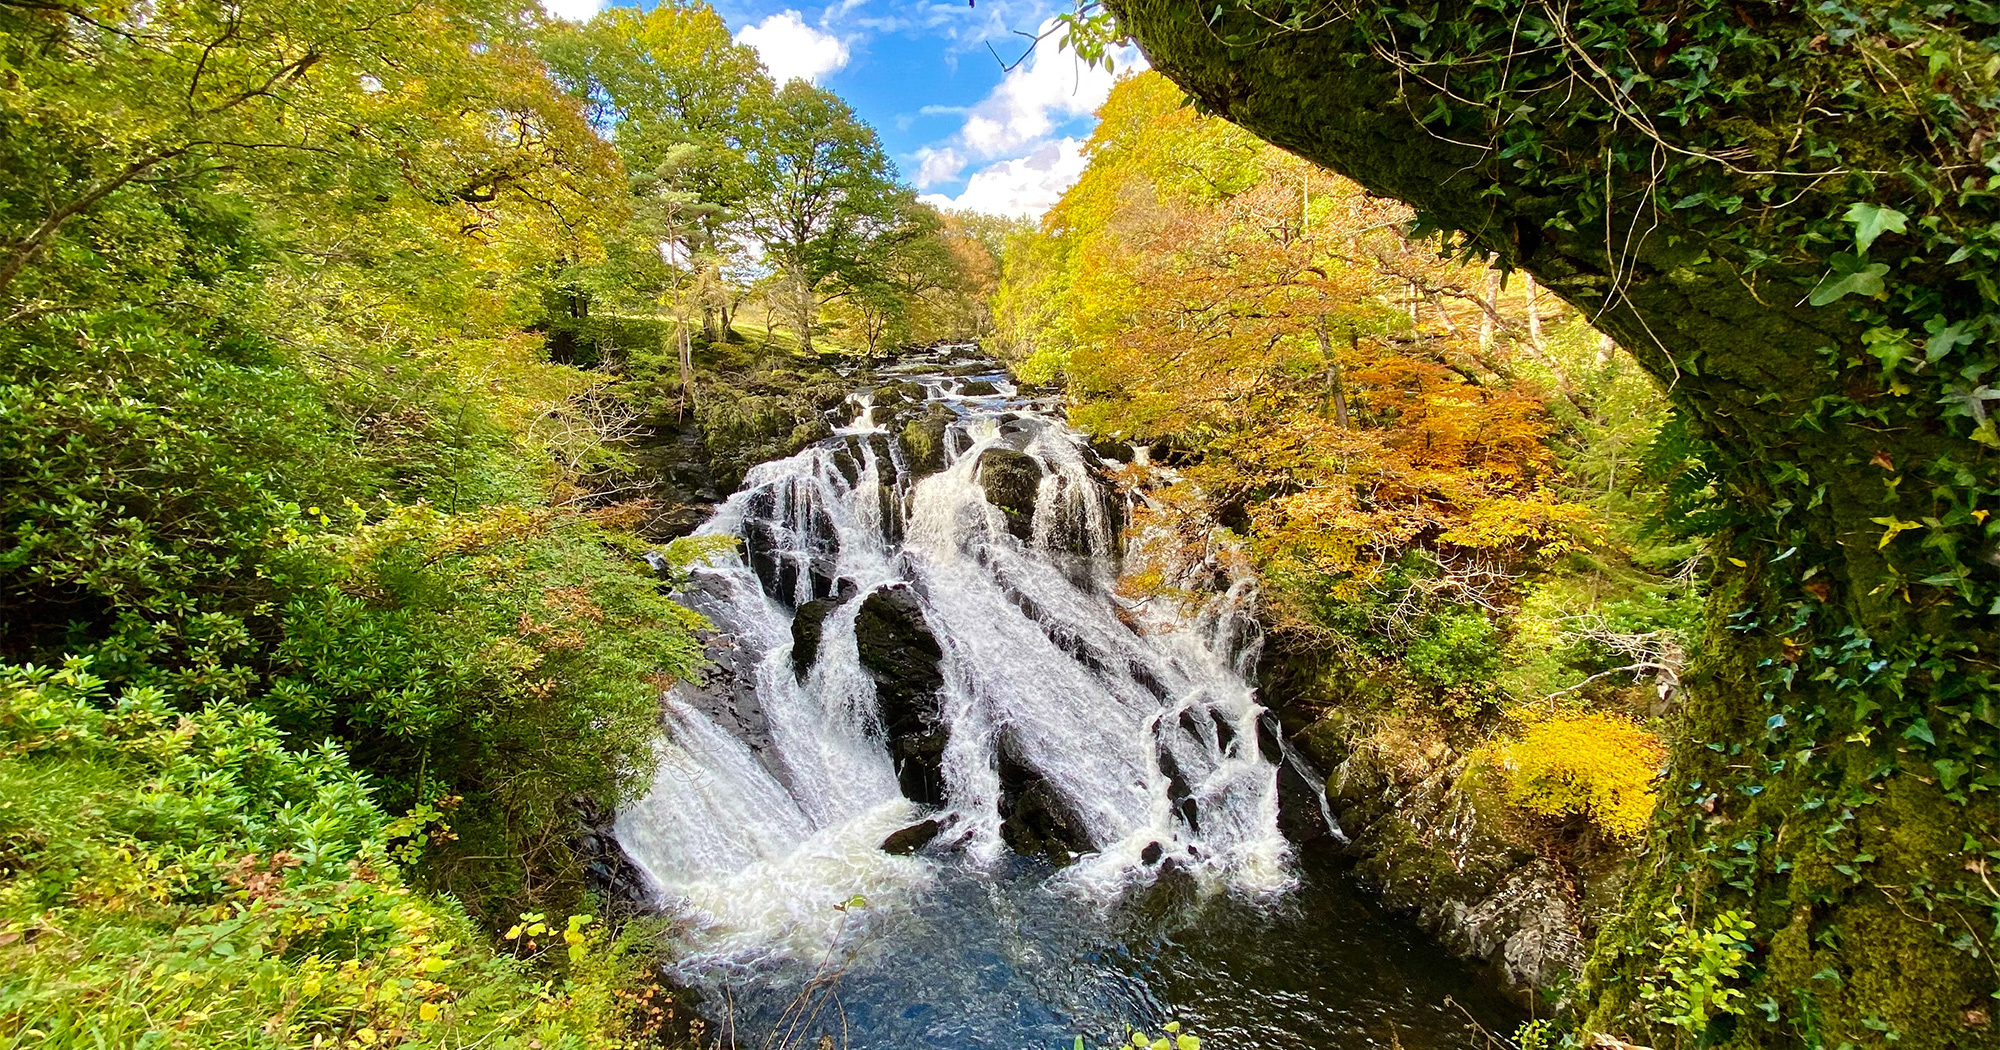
[1255,710,1285,764]
[976,448,1043,541]
[854,584,949,807]
[880,819,943,855]
[898,404,956,478]
[791,596,843,678]
[996,730,1094,863]
[1140,841,1164,864]
[1274,746,1335,843]
[958,379,999,396]
[1088,436,1135,464]
[571,795,653,920]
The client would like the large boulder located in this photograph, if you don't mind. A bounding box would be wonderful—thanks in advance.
[976,448,1043,541]
[790,596,843,678]
[996,731,1095,864]
[898,403,957,478]
[854,584,949,807]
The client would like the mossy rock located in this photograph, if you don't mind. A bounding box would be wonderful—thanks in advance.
[898,404,956,478]
[976,448,1042,541]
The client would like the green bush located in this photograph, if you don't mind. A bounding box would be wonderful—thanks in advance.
[0,659,663,1050]
[1404,609,1502,690]
[0,312,705,919]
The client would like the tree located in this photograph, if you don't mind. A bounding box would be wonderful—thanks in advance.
[1111,1,2000,1044]
[739,81,903,353]
[1002,73,1590,629]
[538,2,771,339]
[0,0,612,320]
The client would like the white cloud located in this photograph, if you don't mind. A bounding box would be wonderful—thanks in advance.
[920,137,1089,218]
[735,11,852,85]
[908,21,1145,219]
[912,146,967,189]
[539,0,603,21]
[950,25,1142,159]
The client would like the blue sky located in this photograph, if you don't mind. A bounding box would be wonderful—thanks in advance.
[542,0,1145,217]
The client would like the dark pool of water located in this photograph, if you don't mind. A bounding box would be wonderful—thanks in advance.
[688,841,1525,1050]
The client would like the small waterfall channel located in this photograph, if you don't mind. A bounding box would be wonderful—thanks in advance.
[615,349,1518,1049]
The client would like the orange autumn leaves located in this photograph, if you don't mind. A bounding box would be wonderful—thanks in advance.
[999,73,1595,614]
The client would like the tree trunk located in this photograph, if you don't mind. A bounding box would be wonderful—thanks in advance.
[1524,274,1543,350]
[792,273,815,355]
[1114,2,2000,1047]
[1317,314,1351,428]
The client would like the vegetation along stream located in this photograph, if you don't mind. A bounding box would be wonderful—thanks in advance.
[7,0,1990,1045]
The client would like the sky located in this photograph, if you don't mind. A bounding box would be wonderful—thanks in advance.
[539,0,1145,218]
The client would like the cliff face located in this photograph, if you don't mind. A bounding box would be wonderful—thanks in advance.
[1115,3,2000,1045]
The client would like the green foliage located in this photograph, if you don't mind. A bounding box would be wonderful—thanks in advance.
[1404,610,1502,690]
[0,0,707,926]
[1511,1018,1558,1050]
[0,660,662,1050]
[1637,909,1758,1035]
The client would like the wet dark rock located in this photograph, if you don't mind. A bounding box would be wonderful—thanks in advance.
[854,584,949,807]
[572,796,651,919]
[831,441,863,486]
[631,424,725,540]
[977,448,1043,541]
[880,818,943,855]
[791,596,844,678]
[1214,716,1237,755]
[1255,711,1285,764]
[808,559,841,602]
[1277,702,1624,1005]
[1274,748,1333,844]
[996,731,1095,863]
[898,403,957,478]
[744,519,794,605]
[1157,749,1194,808]
[1140,841,1164,865]
[1088,437,1136,464]
[1177,797,1200,834]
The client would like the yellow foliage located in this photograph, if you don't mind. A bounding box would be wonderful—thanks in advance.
[1482,713,1666,838]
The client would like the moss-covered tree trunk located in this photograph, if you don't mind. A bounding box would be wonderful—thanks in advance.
[1110,1,2000,1045]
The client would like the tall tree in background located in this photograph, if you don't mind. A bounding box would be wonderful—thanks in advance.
[740,81,903,354]
[539,2,771,337]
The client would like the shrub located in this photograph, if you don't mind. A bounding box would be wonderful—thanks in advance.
[1404,609,1502,689]
[1482,713,1666,838]
[1637,908,1756,1034]
[0,659,663,1050]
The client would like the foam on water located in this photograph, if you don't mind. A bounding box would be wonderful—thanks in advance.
[617,349,1300,983]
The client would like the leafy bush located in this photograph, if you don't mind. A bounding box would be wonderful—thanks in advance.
[1404,610,1502,690]
[1637,909,1756,1035]
[0,314,705,919]
[0,660,663,1050]
[1481,713,1666,838]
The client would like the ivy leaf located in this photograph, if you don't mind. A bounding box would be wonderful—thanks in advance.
[1869,516,1923,548]
[1904,718,1936,746]
[1809,252,1890,307]
[1923,317,1975,363]
[1843,202,1908,253]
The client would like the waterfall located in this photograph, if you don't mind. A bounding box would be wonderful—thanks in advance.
[615,351,1304,982]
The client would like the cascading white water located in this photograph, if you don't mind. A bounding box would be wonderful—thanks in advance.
[614,352,1298,981]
